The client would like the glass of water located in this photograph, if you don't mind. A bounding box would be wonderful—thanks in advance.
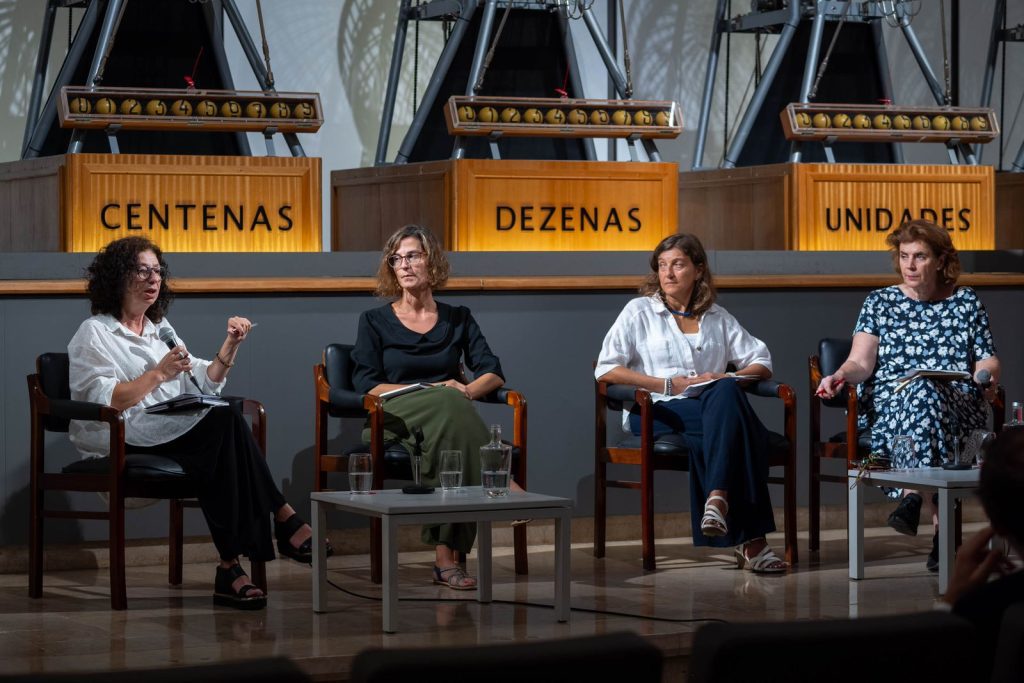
[439,450,463,490]
[348,453,373,494]
[480,441,511,498]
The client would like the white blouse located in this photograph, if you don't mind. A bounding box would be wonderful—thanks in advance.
[595,295,772,407]
[68,314,226,458]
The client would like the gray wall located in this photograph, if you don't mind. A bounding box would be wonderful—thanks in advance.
[3,252,1022,546]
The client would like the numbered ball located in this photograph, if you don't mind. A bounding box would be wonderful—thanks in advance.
[912,115,931,130]
[892,114,912,130]
[545,108,566,125]
[931,115,951,130]
[68,97,91,114]
[145,99,167,116]
[872,114,892,129]
[654,111,671,126]
[812,113,831,129]
[170,99,193,116]
[478,106,498,123]
[795,111,812,128]
[610,110,631,126]
[195,100,217,117]
[457,105,475,122]
[500,107,521,123]
[220,101,242,117]
[566,108,588,125]
[633,109,653,126]
[522,108,543,124]
[852,114,872,129]
[293,102,315,119]
[970,115,989,131]
[269,101,291,118]
[94,97,116,115]
[119,98,141,115]
[950,115,970,131]
[245,101,267,118]
[832,113,852,128]
[590,109,610,125]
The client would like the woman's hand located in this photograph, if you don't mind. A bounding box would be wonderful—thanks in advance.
[436,379,472,399]
[226,316,253,344]
[816,373,846,399]
[671,372,717,390]
[155,345,192,382]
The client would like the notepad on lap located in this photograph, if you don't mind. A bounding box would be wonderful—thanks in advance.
[893,368,971,393]
[145,393,229,414]
[379,383,434,400]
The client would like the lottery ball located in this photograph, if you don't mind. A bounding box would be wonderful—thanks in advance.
[293,102,315,119]
[912,115,931,130]
[970,116,988,131]
[68,97,91,114]
[566,108,588,125]
[478,106,498,123]
[590,109,610,125]
[832,113,852,128]
[119,98,141,115]
[634,109,653,126]
[245,101,267,118]
[812,113,831,128]
[500,107,521,123]
[950,116,970,131]
[795,111,812,127]
[611,110,632,126]
[195,100,217,116]
[269,101,291,118]
[170,99,192,116]
[872,114,891,129]
[892,114,911,130]
[932,115,951,130]
[220,101,242,117]
[545,108,566,125]
[852,114,871,129]
[145,99,167,116]
[457,105,475,122]
[522,108,543,124]
[94,97,116,114]
[654,111,671,126]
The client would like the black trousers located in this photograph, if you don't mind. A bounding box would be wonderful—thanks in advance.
[129,405,286,562]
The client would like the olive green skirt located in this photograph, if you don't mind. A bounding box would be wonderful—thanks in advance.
[361,386,489,553]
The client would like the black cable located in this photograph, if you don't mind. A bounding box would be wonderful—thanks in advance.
[325,574,728,625]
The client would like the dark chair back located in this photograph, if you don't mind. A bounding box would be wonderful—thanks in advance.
[817,337,853,408]
[991,601,1024,683]
[689,612,977,683]
[351,632,661,683]
[323,343,362,418]
[37,352,73,432]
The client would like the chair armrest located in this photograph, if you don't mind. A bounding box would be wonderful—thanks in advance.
[48,397,120,423]
[328,386,370,412]
[744,379,784,399]
[603,382,645,404]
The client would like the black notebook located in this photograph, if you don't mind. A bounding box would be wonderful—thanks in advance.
[145,393,229,414]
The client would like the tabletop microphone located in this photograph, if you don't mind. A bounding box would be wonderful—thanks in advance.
[975,368,992,389]
[158,327,203,393]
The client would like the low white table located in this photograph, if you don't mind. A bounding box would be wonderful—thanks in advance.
[848,467,981,594]
[311,487,573,633]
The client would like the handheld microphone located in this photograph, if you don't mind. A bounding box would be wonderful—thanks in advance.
[158,327,203,393]
[975,368,992,389]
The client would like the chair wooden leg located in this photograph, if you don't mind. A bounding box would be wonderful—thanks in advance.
[110,500,127,611]
[641,466,655,571]
[594,461,606,558]
[169,500,184,586]
[809,455,821,552]
[370,518,383,584]
[784,465,798,566]
[28,486,43,599]
[513,524,528,575]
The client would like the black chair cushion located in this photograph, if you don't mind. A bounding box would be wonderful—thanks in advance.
[62,453,190,480]
[38,352,73,432]
[324,343,364,418]
[818,337,854,409]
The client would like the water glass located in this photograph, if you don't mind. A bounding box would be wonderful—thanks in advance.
[348,452,373,494]
[480,442,512,498]
[439,450,463,490]
[889,435,915,468]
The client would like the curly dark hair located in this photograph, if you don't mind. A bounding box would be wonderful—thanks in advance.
[374,225,450,298]
[639,233,717,317]
[86,237,174,322]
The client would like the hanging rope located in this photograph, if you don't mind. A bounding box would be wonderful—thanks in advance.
[67,6,72,52]
[473,0,514,94]
[724,0,731,155]
[808,0,853,102]
[1000,1,1006,169]
[617,0,633,98]
[412,0,420,115]
[938,0,951,104]
[255,0,275,89]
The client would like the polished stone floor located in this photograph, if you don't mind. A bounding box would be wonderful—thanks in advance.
[0,523,965,682]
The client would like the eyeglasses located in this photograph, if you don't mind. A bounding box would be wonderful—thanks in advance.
[387,252,425,268]
[134,265,166,281]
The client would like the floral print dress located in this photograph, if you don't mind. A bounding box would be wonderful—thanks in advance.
[854,286,995,485]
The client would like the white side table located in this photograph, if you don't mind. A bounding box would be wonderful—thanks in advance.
[311,487,574,633]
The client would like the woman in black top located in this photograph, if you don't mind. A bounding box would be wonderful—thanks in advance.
[352,225,510,590]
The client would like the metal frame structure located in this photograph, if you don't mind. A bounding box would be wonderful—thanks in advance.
[979,0,1024,170]
[693,0,972,170]
[375,0,659,165]
[22,0,306,159]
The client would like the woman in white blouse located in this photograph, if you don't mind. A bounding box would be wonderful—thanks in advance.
[595,234,786,573]
[68,237,330,609]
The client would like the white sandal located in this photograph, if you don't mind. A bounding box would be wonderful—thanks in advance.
[701,495,729,537]
[734,541,788,574]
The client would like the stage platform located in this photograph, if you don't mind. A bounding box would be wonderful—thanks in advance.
[0,516,983,682]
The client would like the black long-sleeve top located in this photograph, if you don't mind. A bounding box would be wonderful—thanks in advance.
[351,302,504,395]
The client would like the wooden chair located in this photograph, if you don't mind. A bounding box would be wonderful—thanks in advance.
[314,343,529,583]
[28,352,267,610]
[594,375,798,570]
[808,337,1005,552]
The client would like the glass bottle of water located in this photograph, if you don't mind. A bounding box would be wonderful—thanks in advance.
[480,424,511,498]
[1004,401,1024,430]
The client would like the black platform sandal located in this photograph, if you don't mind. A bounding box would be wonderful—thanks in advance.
[275,513,334,564]
[213,563,266,611]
